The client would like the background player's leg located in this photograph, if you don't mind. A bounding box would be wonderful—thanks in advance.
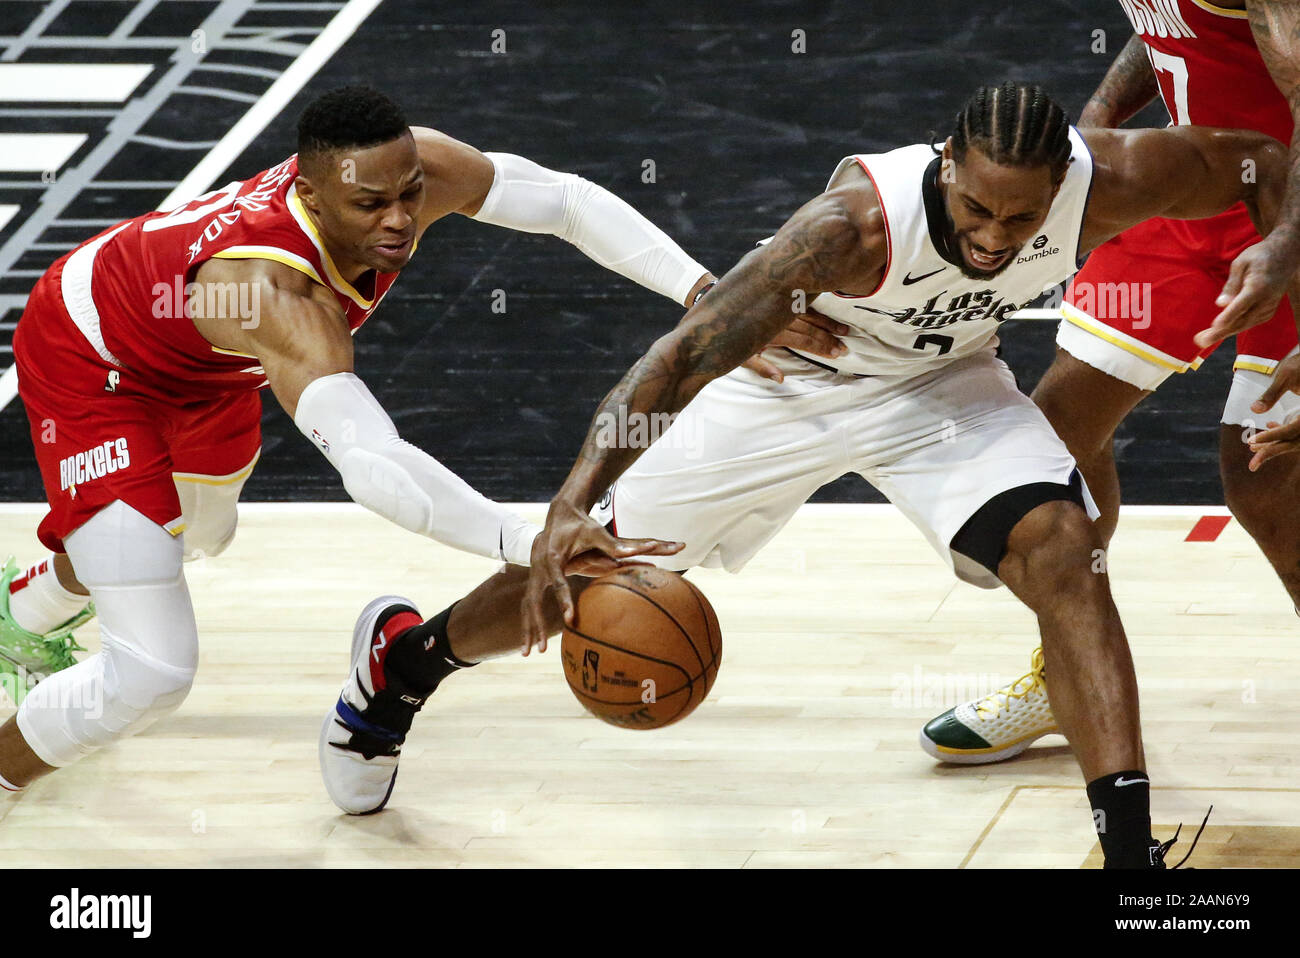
[1221,423,1300,606]
[0,501,199,788]
[1030,349,1150,546]
[996,500,1143,780]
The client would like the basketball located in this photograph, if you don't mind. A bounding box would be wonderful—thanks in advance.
[561,566,722,730]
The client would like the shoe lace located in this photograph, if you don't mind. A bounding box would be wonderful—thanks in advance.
[975,648,1047,720]
[39,619,90,670]
[1153,805,1213,869]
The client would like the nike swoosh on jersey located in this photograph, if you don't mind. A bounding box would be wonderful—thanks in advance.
[901,267,945,285]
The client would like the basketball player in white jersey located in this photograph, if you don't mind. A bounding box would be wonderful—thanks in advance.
[322,83,1291,865]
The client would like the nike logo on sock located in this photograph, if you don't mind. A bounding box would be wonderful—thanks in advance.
[1115,776,1149,787]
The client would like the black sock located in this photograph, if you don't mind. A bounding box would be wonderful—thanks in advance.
[384,602,476,697]
[1087,770,1159,868]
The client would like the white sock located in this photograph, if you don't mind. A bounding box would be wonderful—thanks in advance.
[7,556,90,635]
[0,770,23,793]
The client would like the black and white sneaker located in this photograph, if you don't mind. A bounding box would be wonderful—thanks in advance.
[319,595,427,815]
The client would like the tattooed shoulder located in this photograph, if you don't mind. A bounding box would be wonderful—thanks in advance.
[763,194,873,292]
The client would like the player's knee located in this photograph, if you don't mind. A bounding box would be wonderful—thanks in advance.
[175,482,241,561]
[1005,501,1104,594]
[18,628,198,767]
[103,630,197,711]
[181,511,237,560]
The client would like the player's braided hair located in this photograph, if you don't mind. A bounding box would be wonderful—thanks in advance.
[297,85,409,160]
[946,82,1072,180]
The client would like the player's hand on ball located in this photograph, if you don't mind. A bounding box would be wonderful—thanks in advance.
[521,500,684,656]
[1246,354,1300,470]
[1195,239,1294,349]
[741,309,849,383]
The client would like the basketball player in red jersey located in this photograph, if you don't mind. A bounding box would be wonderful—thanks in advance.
[0,82,845,797]
[922,0,1300,764]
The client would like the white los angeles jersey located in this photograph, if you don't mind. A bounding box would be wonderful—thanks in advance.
[786,126,1094,376]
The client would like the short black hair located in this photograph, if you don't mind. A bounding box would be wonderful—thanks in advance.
[296,85,409,162]
[948,82,1072,181]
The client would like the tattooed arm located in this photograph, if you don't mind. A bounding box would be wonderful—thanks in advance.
[1195,0,1300,347]
[1078,33,1159,128]
[518,192,882,652]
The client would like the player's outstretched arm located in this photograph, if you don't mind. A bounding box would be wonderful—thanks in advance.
[409,125,846,378]
[1077,32,1160,129]
[1083,126,1287,246]
[408,126,712,307]
[1083,125,1292,347]
[189,257,541,565]
[518,194,880,653]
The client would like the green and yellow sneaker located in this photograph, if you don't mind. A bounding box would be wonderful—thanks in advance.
[919,647,1059,764]
[0,557,93,705]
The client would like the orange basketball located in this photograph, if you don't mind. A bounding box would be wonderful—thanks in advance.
[560,566,722,730]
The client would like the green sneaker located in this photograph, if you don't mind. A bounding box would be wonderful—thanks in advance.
[0,557,93,705]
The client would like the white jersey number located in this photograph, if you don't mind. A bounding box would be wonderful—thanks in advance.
[1148,48,1190,126]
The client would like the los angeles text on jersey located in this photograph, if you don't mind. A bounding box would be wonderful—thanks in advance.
[60,439,131,492]
[856,288,1035,330]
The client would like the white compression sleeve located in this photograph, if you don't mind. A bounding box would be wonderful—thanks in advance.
[293,373,539,565]
[470,151,709,305]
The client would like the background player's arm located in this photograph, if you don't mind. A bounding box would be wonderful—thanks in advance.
[1084,125,1292,346]
[1082,126,1287,248]
[519,194,882,651]
[1077,32,1159,128]
[405,126,844,374]
[189,258,543,566]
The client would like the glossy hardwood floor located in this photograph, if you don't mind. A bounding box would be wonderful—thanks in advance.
[0,503,1295,868]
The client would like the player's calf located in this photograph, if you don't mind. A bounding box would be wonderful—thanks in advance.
[4,502,199,786]
[319,569,594,813]
[1220,422,1300,607]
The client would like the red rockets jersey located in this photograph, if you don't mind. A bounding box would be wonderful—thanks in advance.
[54,154,402,400]
[1115,0,1293,144]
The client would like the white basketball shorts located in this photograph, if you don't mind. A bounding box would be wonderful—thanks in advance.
[593,347,1099,590]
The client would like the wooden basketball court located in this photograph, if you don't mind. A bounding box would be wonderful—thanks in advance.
[1,501,1296,868]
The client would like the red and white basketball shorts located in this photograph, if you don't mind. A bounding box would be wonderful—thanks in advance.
[1058,206,1300,427]
[14,261,262,553]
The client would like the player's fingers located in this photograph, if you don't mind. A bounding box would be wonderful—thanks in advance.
[520,588,544,656]
[777,321,846,358]
[741,354,783,382]
[552,571,575,632]
[1248,441,1292,471]
[798,308,852,337]
[1193,325,1225,350]
[1248,420,1297,446]
[1251,380,1287,414]
[1216,256,1248,308]
[1204,294,1251,343]
[608,535,685,557]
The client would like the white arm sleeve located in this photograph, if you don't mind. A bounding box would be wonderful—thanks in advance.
[470,151,709,306]
[293,372,540,565]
